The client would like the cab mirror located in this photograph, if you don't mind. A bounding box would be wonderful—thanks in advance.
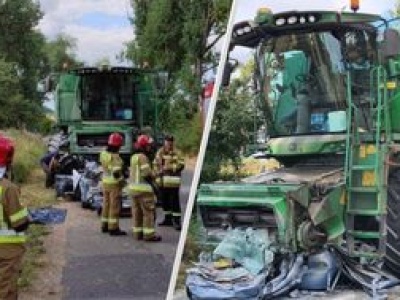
[382,28,400,59]
[222,59,238,87]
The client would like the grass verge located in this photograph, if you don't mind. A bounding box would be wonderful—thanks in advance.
[176,216,203,290]
[19,169,57,289]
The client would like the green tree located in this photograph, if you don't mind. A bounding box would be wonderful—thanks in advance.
[0,57,44,129]
[43,34,82,73]
[0,0,46,102]
[126,0,232,153]
[127,0,231,98]
[200,64,257,182]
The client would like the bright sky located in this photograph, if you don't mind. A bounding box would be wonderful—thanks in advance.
[38,0,133,66]
[232,0,397,62]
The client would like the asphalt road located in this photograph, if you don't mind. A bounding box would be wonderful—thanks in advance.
[62,169,194,300]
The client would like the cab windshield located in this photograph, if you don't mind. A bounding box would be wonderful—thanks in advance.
[80,73,136,121]
[257,26,378,136]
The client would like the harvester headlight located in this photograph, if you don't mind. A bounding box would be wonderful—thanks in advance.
[275,18,286,26]
[288,16,298,24]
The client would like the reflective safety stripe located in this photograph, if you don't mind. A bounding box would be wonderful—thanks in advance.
[108,218,118,224]
[172,212,181,217]
[143,228,155,234]
[164,211,172,215]
[132,227,143,233]
[10,207,28,223]
[156,176,181,187]
[101,218,108,223]
[0,235,26,243]
[0,187,5,229]
[102,176,119,185]
[0,186,26,243]
[140,163,150,171]
[128,154,153,193]
[100,151,122,185]
[128,184,153,193]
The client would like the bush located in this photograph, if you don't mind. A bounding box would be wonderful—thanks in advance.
[172,112,202,155]
[2,129,46,184]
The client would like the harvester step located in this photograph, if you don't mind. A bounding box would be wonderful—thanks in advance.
[351,165,376,171]
[347,209,382,216]
[349,187,378,193]
[347,230,382,239]
[349,251,382,259]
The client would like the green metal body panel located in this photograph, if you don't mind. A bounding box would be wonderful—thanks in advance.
[69,124,133,155]
[56,74,81,125]
[390,90,400,132]
[199,183,304,250]
[266,134,346,156]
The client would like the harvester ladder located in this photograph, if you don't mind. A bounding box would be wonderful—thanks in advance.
[345,66,389,258]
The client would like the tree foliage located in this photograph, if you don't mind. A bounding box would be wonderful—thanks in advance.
[126,0,232,153]
[127,0,232,100]
[0,0,46,101]
[0,1,81,132]
[43,34,82,73]
[200,69,257,183]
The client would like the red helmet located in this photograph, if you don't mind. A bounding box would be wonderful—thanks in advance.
[108,133,123,147]
[135,134,151,149]
[0,135,14,167]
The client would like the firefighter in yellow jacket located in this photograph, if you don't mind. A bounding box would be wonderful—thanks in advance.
[129,135,161,242]
[0,136,30,300]
[154,135,185,230]
[99,133,126,236]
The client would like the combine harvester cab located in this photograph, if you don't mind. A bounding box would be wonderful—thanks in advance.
[190,6,400,299]
[54,66,166,162]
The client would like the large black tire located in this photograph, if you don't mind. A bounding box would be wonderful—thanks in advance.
[384,168,400,276]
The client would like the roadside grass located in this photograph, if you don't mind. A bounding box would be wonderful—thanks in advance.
[1,130,56,289]
[1,129,46,183]
[176,216,203,290]
[20,169,57,289]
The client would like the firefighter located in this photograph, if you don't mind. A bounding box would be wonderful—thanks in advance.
[99,133,126,236]
[129,135,161,242]
[155,135,185,230]
[0,136,30,300]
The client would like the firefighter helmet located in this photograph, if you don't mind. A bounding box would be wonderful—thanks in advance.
[0,135,14,179]
[135,134,151,149]
[0,135,14,167]
[108,133,123,147]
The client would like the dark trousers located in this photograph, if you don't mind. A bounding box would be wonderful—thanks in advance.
[161,187,181,219]
[45,171,55,188]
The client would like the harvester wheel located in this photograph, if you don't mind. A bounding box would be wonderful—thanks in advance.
[384,168,400,277]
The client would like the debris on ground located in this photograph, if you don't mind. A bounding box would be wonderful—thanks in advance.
[29,207,67,224]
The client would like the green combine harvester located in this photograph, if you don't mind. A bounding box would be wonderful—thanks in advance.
[48,66,166,160]
[192,7,400,298]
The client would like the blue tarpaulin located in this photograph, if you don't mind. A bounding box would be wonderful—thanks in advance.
[29,207,67,224]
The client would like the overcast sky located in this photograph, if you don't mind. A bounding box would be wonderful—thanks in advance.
[37,0,133,66]
[232,0,397,62]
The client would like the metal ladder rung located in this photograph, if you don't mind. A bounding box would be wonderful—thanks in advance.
[349,187,379,193]
[347,230,382,239]
[351,165,375,171]
[347,209,382,216]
